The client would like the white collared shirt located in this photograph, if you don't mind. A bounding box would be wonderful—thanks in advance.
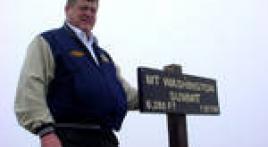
[67,22,99,65]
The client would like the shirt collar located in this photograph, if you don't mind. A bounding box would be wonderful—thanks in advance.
[66,22,94,44]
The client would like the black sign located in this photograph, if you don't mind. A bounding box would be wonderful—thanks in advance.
[138,67,220,114]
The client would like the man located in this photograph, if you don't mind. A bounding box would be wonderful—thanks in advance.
[15,0,138,147]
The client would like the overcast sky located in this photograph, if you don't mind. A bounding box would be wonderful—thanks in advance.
[1,0,268,146]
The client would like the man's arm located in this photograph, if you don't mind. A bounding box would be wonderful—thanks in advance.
[14,35,57,138]
[116,67,139,110]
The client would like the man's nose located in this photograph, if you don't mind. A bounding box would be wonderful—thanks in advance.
[85,8,96,15]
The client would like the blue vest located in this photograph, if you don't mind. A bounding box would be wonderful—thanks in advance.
[41,25,127,131]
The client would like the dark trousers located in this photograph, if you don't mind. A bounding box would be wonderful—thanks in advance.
[55,127,119,147]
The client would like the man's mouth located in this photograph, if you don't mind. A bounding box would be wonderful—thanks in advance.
[81,17,93,24]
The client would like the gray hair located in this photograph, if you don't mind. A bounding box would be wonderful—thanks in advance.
[66,0,99,6]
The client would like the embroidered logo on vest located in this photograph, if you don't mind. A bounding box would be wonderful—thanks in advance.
[70,50,85,57]
[100,54,110,63]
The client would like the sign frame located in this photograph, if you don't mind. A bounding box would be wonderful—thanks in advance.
[138,67,220,114]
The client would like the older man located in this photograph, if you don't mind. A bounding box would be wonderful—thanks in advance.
[15,0,138,147]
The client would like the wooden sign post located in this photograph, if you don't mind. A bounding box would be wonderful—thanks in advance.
[137,65,220,147]
[165,65,188,147]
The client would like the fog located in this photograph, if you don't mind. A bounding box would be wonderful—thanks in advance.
[1,0,268,146]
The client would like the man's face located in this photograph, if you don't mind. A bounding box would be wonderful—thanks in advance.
[65,0,98,33]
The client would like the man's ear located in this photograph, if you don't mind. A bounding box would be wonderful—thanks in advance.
[65,5,70,14]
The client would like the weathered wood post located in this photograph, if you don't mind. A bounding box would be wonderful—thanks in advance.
[164,65,188,147]
[167,114,188,147]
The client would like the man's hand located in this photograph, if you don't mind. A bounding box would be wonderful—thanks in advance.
[41,132,62,147]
